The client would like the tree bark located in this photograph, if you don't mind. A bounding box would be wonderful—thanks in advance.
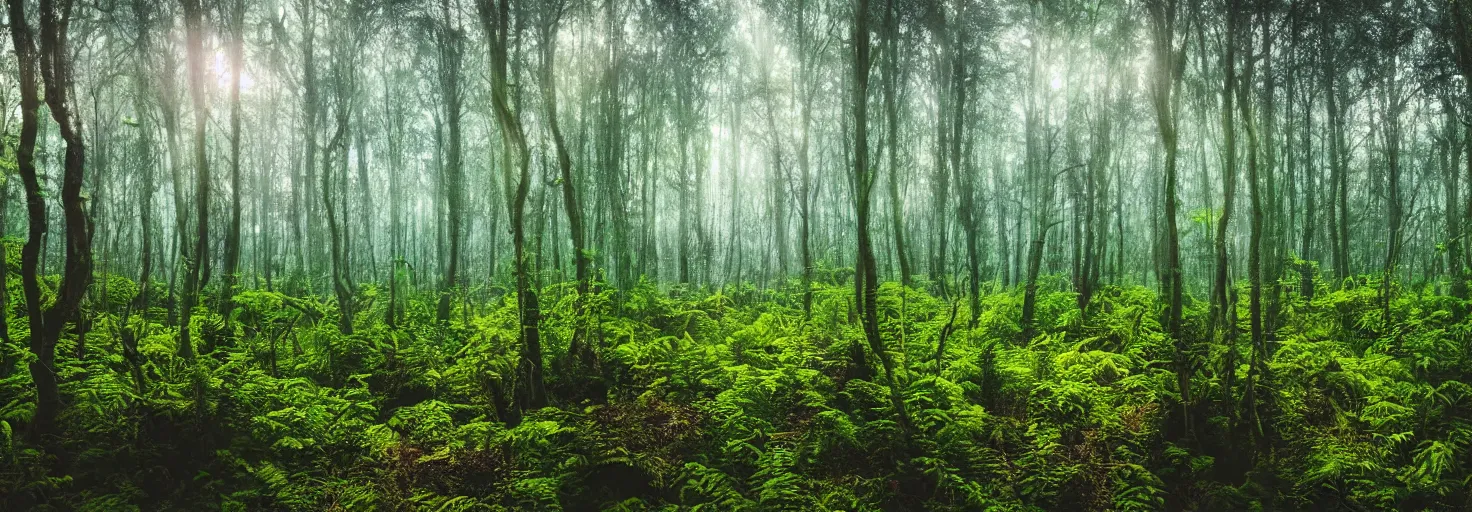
[436,1,464,324]
[11,0,94,437]
[1213,0,1237,338]
[853,0,912,436]
[482,0,545,416]
[222,0,246,328]
[178,0,211,359]
[883,0,912,289]
[538,6,591,359]
[1146,0,1189,435]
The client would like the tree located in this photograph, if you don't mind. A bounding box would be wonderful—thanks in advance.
[947,1,983,330]
[123,0,160,390]
[1212,0,1239,339]
[759,0,825,315]
[177,0,211,358]
[1144,0,1190,434]
[882,0,912,290]
[222,0,247,328]
[480,0,546,416]
[9,0,94,437]
[434,0,464,324]
[1018,0,1067,344]
[536,0,592,363]
[298,0,321,287]
[1237,0,1267,443]
[1447,0,1472,307]
[852,0,911,436]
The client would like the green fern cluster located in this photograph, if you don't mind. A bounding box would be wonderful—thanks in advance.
[0,271,1469,510]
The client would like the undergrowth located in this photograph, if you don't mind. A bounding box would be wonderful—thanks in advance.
[0,271,1469,511]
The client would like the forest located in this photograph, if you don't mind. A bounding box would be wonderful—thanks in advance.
[0,0,1471,509]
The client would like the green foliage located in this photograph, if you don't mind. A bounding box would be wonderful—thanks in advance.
[0,274,1469,510]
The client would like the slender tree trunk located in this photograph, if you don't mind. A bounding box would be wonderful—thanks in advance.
[538,12,590,360]
[601,0,630,290]
[1299,82,1317,299]
[385,71,405,326]
[323,113,353,334]
[299,0,318,287]
[482,0,545,416]
[797,29,815,315]
[436,5,464,324]
[853,0,911,436]
[1444,102,1466,309]
[1146,0,1189,435]
[178,0,211,359]
[1018,5,1053,343]
[930,43,951,299]
[1213,1,1237,337]
[726,88,744,284]
[222,0,246,328]
[883,0,912,289]
[124,0,157,391]
[1378,21,1405,321]
[1237,15,1267,443]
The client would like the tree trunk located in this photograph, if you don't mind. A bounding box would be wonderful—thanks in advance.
[929,43,951,299]
[538,12,590,359]
[482,0,545,416]
[883,0,912,289]
[853,0,912,436]
[1213,1,1237,338]
[298,0,319,287]
[1237,12,1267,443]
[222,0,246,328]
[1146,0,1189,435]
[125,0,158,391]
[1377,17,1405,321]
[436,4,464,324]
[12,0,94,437]
[178,0,211,359]
[1444,102,1466,310]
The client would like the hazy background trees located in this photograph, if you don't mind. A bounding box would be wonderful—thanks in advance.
[2,0,1472,440]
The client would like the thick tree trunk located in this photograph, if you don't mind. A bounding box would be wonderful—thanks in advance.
[8,0,50,433]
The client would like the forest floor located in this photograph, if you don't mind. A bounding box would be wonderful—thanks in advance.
[1,271,1470,510]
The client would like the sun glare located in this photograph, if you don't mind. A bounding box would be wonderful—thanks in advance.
[211,50,255,92]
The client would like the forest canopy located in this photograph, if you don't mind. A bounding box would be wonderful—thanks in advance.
[1,0,1472,509]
